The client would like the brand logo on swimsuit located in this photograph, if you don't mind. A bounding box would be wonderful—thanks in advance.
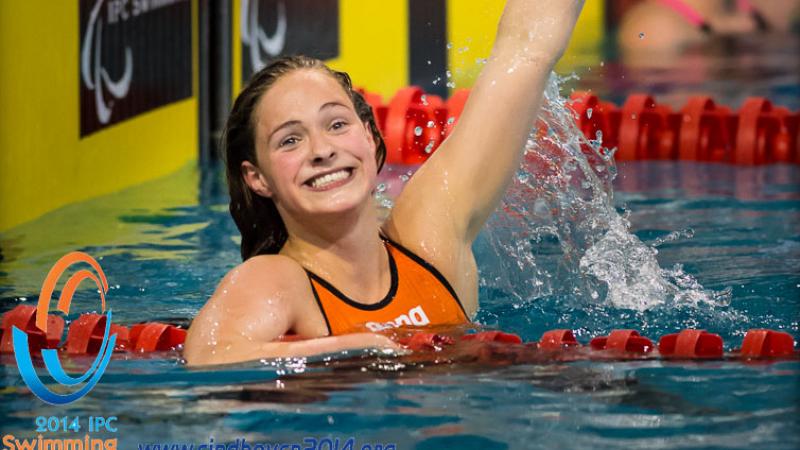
[12,252,117,405]
[81,0,134,125]
[365,305,430,332]
[241,0,287,72]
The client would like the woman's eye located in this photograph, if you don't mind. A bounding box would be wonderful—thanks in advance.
[279,136,298,147]
[330,120,348,131]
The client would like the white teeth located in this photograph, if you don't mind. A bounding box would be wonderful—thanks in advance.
[309,169,350,189]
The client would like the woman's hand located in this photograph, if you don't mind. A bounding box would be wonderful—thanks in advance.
[186,332,403,367]
[332,332,404,352]
[494,0,586,63]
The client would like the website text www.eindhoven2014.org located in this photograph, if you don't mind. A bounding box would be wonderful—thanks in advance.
[135,437,397,450]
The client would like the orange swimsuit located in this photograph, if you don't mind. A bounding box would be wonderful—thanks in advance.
[305,235,470,335]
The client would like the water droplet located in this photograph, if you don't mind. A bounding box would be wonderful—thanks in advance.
[446,81,456,88]
[446,42,453,49]
[414,126,423,136]
[517,172,530,183]
[425,141,436,153]
[426,59,431,65]
[420,94,428,105]
[376,183,386,192]
[447,117,455,125]
[586,108,593,119]
[426,120,435,128]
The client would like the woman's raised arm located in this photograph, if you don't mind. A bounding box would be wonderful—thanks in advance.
[388,1,585,245]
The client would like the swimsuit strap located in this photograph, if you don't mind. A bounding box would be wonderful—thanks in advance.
[658,0,712,32]
[657,0,769,34]
[306,235,469,335]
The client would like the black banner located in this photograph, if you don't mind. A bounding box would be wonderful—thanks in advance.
[240,0,339,84]
[409,0,448,98]
[79,0,192,136]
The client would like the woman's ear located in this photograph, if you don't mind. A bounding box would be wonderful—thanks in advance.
[363,120,377,151]
[241,160,274,198]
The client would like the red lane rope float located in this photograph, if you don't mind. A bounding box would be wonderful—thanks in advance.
[398,332,456,351]
[0,305,63,355]
[658,329,724,358]
[356,86,799,166]
[740,329,796,358]
[66,313,110,355]
[383,87,448,165]
[1,305,797,361]
[0,305,185,357]
[462,330,523,344]
[128,322,187,353]
[538,329,580,350]
[590,329,654,354]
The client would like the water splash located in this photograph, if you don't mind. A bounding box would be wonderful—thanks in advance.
[480,73,730,311]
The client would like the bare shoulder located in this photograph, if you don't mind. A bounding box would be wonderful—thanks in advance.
[208,253,311,311]
[184,254,321,364]
[233,253,311,292]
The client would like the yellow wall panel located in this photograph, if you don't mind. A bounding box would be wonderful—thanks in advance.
[447,0,605,90]
[327,0,409,100]
[0,0,198,232]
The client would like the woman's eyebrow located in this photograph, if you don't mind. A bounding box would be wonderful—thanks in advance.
[268,120,301,141]
[319,101,349,112]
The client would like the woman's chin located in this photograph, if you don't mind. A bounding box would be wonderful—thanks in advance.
[306,191,371,216]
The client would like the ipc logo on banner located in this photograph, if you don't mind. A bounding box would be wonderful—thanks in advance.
[12,252,116,405]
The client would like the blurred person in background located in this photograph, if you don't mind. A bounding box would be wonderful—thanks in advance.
[614,0,800,53]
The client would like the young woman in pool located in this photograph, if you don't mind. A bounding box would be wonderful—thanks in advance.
[184,0,585,366]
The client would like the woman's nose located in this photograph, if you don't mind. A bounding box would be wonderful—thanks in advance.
[310,139,337,163]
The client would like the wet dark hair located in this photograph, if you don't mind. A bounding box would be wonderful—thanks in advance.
[224,55,387,261]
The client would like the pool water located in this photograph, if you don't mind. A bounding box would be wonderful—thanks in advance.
[1,159,798,449]
[2,34,800,450]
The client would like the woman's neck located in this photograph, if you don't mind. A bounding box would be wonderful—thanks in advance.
[278,203,390,302]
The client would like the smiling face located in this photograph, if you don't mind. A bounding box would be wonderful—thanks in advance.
[243,69,378,223]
